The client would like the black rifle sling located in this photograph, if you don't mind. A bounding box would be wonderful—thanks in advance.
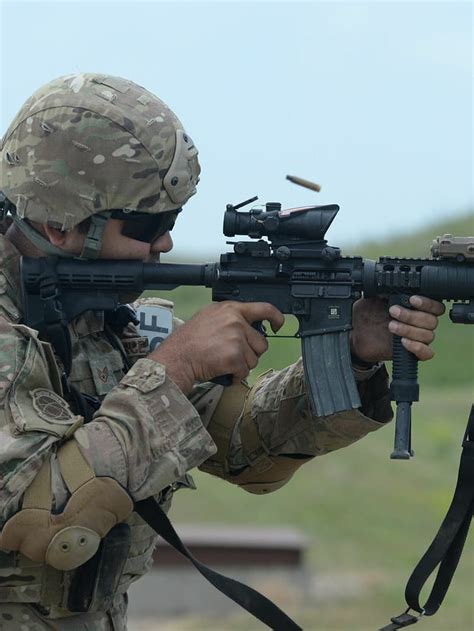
[379,405,474,630]
[38,258,73,375]
[135,497,303,631]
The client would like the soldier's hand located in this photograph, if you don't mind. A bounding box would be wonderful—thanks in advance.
[149,301,284,393]
[351,295,445,363]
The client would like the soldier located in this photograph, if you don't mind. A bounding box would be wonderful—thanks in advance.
[0,74,444,630]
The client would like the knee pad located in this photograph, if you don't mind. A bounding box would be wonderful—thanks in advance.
[0,440,133,571]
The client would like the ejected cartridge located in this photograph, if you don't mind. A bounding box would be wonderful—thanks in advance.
[286,175,321,193]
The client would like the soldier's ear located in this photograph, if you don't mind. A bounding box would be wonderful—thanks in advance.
[43,224,83,254]
[43,224,67,246]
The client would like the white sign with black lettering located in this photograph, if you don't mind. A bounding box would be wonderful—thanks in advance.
[135,303,173,352]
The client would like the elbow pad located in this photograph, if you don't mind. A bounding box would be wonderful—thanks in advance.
[199,378,311,495]
[0,440,133,571]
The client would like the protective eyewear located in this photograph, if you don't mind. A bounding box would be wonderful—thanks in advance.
[111,209,181,243]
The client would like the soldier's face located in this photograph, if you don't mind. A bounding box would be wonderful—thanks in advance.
[98,218,174,262]
[43,218,174,262]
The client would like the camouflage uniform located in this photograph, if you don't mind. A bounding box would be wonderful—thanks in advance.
[0,74,392,629]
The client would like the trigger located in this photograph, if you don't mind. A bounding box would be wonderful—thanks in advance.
[252,322,267,336]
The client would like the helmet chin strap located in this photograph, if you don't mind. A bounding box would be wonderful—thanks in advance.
[78,212,110,259]
[10,212,110,259]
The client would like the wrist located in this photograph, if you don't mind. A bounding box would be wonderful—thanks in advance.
[149,345,195,394]
[350,330,380,366]
[351,352,383,382]
[350,351,377,370]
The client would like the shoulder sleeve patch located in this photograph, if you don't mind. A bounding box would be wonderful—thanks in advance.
[30,389,76,424]
[6,324,80,437]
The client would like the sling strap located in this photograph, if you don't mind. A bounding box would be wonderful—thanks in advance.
[379,405,474,630]
[135,497,302,630]
[38,257,72,375]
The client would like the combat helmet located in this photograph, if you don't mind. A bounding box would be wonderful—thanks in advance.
[0,73,200,258]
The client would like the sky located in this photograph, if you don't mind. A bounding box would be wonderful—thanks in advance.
[0,0,472,258]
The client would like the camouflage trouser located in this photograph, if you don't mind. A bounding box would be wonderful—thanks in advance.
[0,595,127,630]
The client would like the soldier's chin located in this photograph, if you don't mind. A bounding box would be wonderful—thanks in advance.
[119,291,143,304]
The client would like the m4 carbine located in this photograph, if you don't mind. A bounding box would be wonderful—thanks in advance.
[20,199,474,459]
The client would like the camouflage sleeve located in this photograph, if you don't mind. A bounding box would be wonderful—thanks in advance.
[76,358,216,501]
[0,319,80,524]
[229,359,391,462]
[192,358,392,493]
[0,316,216,525]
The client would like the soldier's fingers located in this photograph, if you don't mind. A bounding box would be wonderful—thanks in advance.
[388,321,435,344]
[244,346,259,371]
[232,347,258,383]
[409,295,446,316]
[247,326,269,356]
[239,302,285,333]
[401,338,435,361]
[389,305,439,330]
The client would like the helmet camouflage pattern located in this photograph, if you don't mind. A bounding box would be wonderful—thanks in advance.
[0,73,200,230]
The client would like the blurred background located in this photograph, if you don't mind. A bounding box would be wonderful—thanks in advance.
[1,1,473,629]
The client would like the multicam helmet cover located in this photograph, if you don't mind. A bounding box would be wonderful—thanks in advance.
[0,73,200,231]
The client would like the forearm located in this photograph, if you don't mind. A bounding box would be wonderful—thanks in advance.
[76,358,216,501]
[195,357,392,492]
[254,358,392,455]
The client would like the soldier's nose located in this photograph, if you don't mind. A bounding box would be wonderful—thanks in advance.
[151,232,173,254]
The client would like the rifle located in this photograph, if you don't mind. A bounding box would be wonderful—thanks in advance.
[20,198,474,460]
